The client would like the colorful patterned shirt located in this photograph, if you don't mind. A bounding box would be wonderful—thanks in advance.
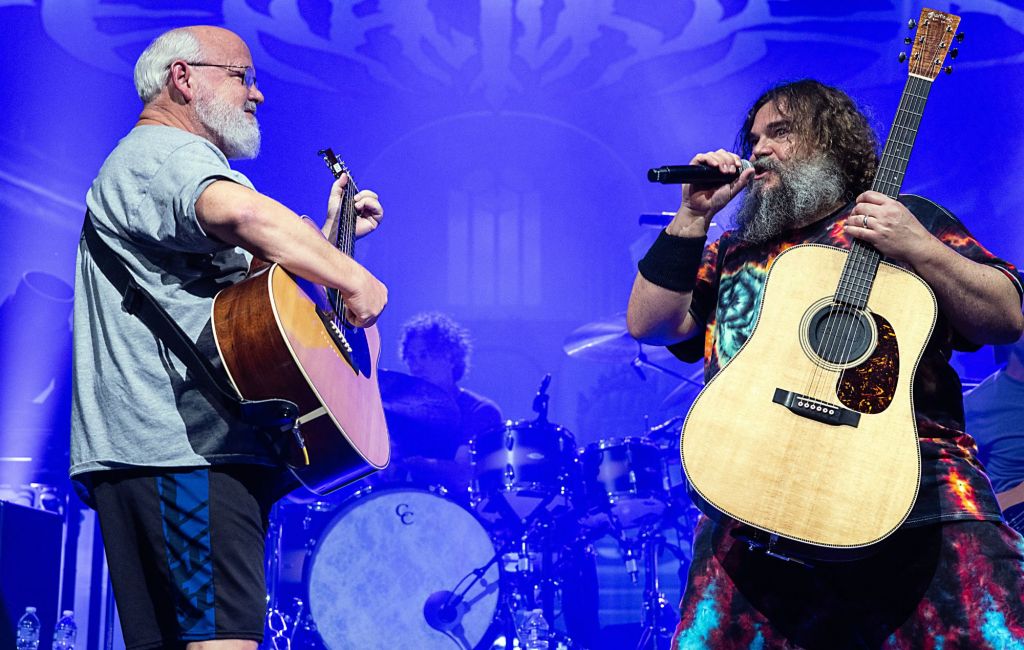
[669,194,1023,526]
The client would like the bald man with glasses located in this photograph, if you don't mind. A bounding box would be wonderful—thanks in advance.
[71,25,388,650]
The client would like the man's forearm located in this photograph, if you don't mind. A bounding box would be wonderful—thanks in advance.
[197,181,372,296]
[913,242,1024,345]
[626,273,696,345]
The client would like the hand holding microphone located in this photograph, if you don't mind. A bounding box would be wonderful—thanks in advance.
[648,159,753,184]
[652,149,756,237]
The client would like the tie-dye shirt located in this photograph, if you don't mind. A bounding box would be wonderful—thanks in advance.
[669,194,1023,526]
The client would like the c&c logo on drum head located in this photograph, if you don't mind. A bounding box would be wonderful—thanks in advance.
[396,503,415,525]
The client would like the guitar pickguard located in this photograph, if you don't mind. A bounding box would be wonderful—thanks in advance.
[837,313,899,414]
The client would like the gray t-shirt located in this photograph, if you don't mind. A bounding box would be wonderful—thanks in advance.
[71,125,277,476]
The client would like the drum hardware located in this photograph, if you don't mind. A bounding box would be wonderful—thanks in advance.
[533,373,553,424]
[422,545,504,637]
[644,416,684,442]
[265,597,305,650]
[577,437,672,533]
[638,527,689,650]
[470,418,579,527]
[473,496,579,649]
[265,503,303,650]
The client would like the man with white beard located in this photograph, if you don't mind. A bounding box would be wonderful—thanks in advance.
[71,26,387,650]
[628,80,1024,647]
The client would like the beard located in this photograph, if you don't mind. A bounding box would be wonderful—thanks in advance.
[195,91,261,160]
[732,154,846,245]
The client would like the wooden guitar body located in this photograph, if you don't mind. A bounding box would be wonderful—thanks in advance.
[212,263,390,495]
[681,244,936,556]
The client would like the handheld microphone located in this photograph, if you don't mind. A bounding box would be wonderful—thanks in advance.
[647,160,753,185]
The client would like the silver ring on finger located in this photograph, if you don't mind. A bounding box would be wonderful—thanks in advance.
[862,215,869,228]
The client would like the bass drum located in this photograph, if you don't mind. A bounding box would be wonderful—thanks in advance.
[307,484,500,649]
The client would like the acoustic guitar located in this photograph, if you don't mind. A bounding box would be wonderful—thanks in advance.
[212,149,390,495]
[680,9,961,560]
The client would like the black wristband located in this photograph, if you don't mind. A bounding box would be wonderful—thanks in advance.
[637,229,706,293]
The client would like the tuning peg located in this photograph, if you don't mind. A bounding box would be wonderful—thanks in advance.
[908,18,917,29]
[950,48,958,59]
[956,32,965,43]
[944,66,953,75]
[898,52,907,63]
[904,37,912,44]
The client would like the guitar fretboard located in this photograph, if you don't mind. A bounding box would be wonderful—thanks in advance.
[834,74,934,309]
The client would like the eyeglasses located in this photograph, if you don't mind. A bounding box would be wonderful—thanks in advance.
[185,62,257,89]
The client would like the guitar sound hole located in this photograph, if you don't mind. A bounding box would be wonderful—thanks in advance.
[806,304,872,365]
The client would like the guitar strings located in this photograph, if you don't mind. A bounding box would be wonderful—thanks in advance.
[805,74,927,407]
[338,171,358,327]
[817,75,919,402]
[327,160,360,328]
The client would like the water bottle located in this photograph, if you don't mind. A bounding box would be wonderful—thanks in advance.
[51,610,77,650]
[15,606,41,650]
[522,608,550,650]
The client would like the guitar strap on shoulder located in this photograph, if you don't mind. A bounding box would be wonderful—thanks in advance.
[80,212,299,437]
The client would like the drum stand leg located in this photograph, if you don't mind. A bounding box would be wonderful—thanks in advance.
[265,503,291,650]
[635,529,675,650]
[482,502,567,649]
[264,503,311,650]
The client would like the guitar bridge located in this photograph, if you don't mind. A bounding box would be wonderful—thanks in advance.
[772,388,860,427]
[315,306,360,374]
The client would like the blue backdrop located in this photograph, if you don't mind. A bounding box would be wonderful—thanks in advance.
[1,0,1022,499]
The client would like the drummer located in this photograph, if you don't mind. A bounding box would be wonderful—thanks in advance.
[392,312,503,488]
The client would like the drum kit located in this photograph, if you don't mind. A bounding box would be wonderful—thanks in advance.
[262,317,704,650]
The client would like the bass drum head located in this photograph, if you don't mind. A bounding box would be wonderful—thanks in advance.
[308,485,499,648]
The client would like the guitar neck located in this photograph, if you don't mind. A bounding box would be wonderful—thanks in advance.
[835,76,934,309]
[318,148,360,320]
[835,8,960,309]
[872,75,933,200]
[319,148,358,258]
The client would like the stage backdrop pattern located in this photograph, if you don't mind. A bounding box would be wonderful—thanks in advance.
[0,0,1022,498]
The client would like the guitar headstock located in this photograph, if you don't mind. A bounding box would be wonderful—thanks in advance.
[904,8,962,80]
[318,148,349,180]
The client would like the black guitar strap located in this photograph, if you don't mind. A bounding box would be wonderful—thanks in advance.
[80,212,299,435]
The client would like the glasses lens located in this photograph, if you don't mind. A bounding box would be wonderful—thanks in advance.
[244,67,257,89]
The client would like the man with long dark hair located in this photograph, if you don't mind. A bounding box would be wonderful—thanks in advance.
[628,80,1024,647]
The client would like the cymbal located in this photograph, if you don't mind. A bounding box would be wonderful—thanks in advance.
[563,313,674,363]
[378,370,460,428]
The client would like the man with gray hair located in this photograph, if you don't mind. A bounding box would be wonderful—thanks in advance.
[71,25,387,650]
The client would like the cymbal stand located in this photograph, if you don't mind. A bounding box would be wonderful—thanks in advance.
[632,346,701,385]
[265,503,295,650]
[264,504,311,650]
[634,526,688,650]
[480,497,566,648]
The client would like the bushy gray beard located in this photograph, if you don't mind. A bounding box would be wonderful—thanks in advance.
[195,91,260,160]
[732,154,845,244]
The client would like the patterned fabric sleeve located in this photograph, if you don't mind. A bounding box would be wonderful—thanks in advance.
[902,194,1023,351]
[668,236,724,363]
[903,194,1023,297]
